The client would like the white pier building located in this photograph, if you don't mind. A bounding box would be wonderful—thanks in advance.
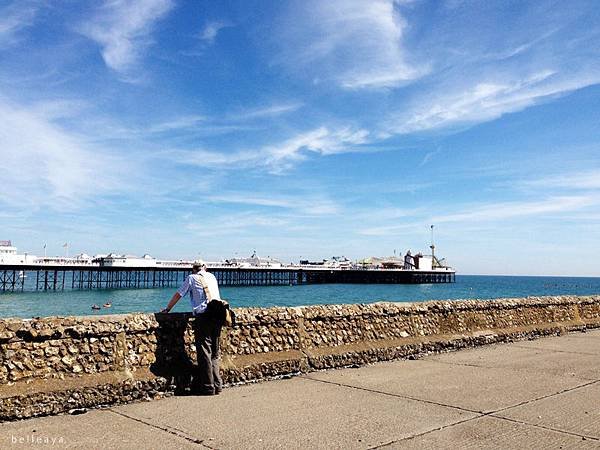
[0,241,37,265]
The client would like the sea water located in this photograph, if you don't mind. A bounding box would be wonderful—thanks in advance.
[0,275,599,319]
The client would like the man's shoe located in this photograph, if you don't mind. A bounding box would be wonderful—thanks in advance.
[190,387,215,396]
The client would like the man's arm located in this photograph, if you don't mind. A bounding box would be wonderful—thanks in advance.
[161,292,181,313]
[162,276,191,313]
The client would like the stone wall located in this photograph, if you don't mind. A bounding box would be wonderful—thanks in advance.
[1,295,599,421]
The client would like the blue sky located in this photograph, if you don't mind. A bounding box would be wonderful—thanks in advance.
[1,0,599,276]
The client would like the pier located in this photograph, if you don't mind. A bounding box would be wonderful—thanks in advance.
[0,264,455,292]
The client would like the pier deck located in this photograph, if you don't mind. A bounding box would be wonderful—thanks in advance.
[2,329,597,449]
[0,265,455,291]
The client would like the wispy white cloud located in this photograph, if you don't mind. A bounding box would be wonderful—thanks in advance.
[79,116,261,143]
[227,102,303,120]
[375,3,600,137]
[432,195,598,224]
[265,0,600,147]
[385,69,600,135]
[206,192,340,216]
[359,222,424,237]
[146,115,205,133]
[358,194,600,237]
[165,126,370,172]
[486,28,560,61]
[79,0,174,77]
[522,169,600,190]
[207,193,295,209]
[264,126,369,165]
[0,0,39,45]
[277,0,425,89]
[185,211,290,237]
[28,99,91,121]
[199,20,232,44]
[161,148,257,168]
[357,206,425,236]
[76,101,301,142]
[0,95,130,210]
[419,147,442,167]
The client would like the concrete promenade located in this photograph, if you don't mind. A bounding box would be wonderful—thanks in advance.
[2,329,599,449]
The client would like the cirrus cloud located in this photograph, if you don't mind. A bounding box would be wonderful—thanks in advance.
[275,0,426,89]
[79,0,174,78]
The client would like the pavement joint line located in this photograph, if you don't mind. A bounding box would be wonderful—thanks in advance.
[372,410,600,449]
[565,330,600,337]
[569,334,600,339]
[106,409,213,449]
[509,343,600,357]
[490,413,600,442]
[425,358,507,370]
[486,378,600,416]
[367,415,486,449]
[300,375,482,415]
[303,372,598,417]
[303,372,600,448]
[424,356,599,381]
[368,377,600,449]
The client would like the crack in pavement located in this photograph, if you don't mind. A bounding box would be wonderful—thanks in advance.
[107,409,214,449]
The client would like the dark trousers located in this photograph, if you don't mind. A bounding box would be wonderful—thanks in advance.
[192,315,223,394]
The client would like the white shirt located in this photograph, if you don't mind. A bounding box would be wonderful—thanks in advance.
[176,271,221,315]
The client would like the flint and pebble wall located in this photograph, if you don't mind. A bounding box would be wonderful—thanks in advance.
[1,295,599,421]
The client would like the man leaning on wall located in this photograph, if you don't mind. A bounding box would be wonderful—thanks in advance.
[161,260,223,395]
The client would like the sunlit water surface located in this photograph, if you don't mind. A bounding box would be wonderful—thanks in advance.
[1,275,599,318]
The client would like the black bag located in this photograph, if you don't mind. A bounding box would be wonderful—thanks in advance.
[206,299,236,326]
